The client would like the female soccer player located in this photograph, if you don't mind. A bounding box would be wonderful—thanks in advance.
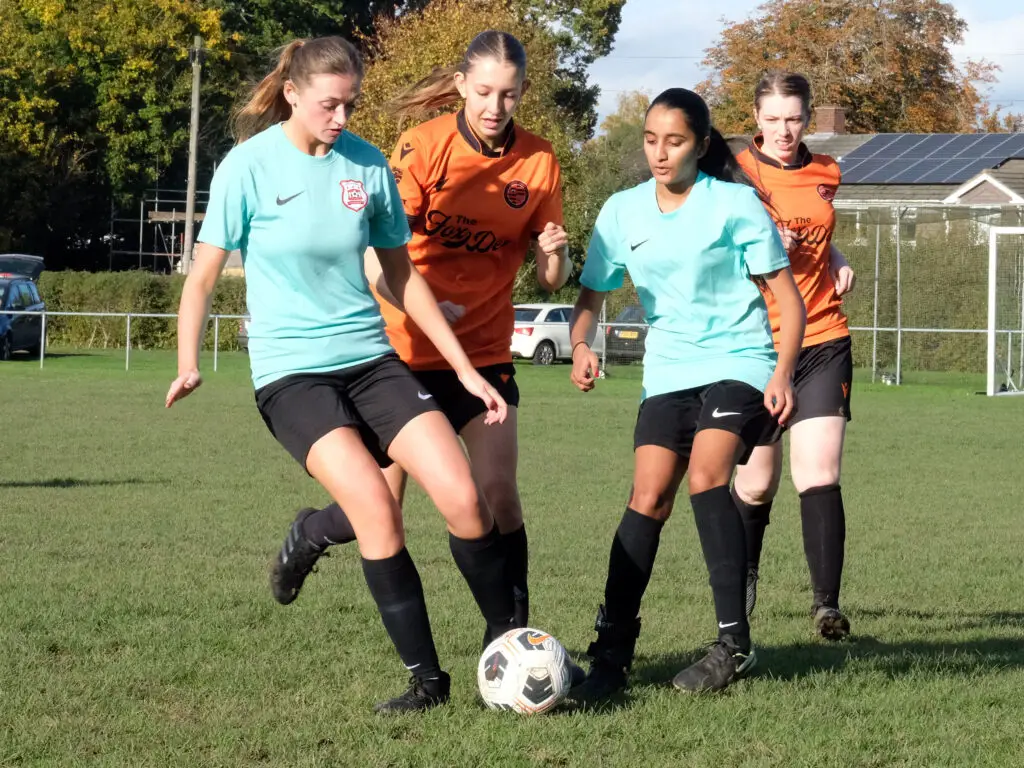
[568,88,806,697]
[733,71,856,640]
[166,36,521,713]
[276,31,570,642]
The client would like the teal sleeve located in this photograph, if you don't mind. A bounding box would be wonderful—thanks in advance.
[580,197,626,292]
[198,150,249,252]
[731,186,790,276]
[369,163,412,249]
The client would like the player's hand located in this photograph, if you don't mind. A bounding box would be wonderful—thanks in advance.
[831,263,856,297]
[166,369,202,408]
[438,300,466,325]
[778,225,804,253]
[570,343,600,392]
[764,371,795,426]
[537,221,568,256]
[458,369,508,425]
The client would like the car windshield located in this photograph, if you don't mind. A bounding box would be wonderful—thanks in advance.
[616,306,646,323]
[515,308,541,322]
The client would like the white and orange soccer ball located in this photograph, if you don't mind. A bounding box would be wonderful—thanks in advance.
[477,627,573,714]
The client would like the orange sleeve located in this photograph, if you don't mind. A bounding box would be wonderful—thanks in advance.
[388,130,430,221]
[528,153,564,237]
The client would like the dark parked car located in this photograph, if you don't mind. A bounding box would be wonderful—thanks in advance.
[0,254,45,360]
[605,304,647,363]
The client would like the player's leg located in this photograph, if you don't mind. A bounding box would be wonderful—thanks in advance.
[671,381,766,693]
[786,336,853,640]
[575,392,691,702]
[305,427,450,713]
[790,415,850,639]
[732,440,783,617]
[386,410,519,642]
[460,406,528,629]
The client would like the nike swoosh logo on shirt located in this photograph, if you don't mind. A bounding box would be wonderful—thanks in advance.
[712,408,741,418]
[630,239,649,251]
[276,192,304,206]
[417,391,434,400]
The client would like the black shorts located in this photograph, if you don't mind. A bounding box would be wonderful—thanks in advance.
[411,362,520,434]
[254,353,440,470]
[634,380,773,465]
[759,336,853,445]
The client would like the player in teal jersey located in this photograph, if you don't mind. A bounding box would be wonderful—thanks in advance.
[568,88,807,698]
[165,37,520,714]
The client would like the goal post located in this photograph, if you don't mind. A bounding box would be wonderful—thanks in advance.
[987,226,1024,396]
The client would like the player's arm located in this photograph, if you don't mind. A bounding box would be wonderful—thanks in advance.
[829,243,856,296]
[533,224,571,292]
[167,243,231,407]
[761,267,806,424]
[568,287,605,392]
[531,156,570,293]
[376,244,507,422]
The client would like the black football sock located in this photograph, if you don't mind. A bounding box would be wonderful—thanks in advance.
[800,484,846,609]
[603,507,665,625]
[301,503,356,547]
[501,525,530,627]
[691,485,750,647]
[731,486,773,571]
[449,526,518,636]
[362,549,443,681]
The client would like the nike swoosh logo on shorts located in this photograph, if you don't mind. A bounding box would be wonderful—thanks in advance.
[712,408,741,418]
[718,621,739,629]
[276,191,304,206]
[417,391,433,400]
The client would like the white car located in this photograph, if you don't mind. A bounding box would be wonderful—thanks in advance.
[510,303,605,365]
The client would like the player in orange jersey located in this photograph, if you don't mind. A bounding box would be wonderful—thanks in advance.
[733,71,857,640]
[272,31,572,645]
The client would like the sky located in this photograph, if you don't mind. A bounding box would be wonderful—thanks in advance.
[587,0,1024,128]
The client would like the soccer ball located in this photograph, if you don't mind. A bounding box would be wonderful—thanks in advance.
[477,627,573,714]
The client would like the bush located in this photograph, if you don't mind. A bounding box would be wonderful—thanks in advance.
[36,271,247,350]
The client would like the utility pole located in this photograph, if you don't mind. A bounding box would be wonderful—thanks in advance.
[182,35,204,275]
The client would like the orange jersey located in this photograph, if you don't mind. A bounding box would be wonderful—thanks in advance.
[736,137,848,348]
[378,111,563,370]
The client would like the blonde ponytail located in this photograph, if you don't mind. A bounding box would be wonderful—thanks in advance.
[388,66,461,122]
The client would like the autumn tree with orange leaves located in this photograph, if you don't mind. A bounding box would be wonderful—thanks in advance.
[698,0,1015,135]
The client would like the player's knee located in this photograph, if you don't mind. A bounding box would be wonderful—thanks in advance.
[479,478,523,532]
[734,473,780,505]
[687,466,731,496]
[628,486,675,521]
[435,478,486,531]
[791,462,841,494]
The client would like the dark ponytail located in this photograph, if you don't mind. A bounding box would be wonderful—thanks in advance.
[647,88,770,208]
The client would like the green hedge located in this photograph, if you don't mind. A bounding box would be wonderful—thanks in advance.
[36,271,247,350]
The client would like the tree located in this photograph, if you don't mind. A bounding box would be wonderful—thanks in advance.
[561,91,650,276]
[0,0,224,265]
[699,0,1001,134]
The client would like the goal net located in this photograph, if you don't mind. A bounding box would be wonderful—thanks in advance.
[988,227,1024,396]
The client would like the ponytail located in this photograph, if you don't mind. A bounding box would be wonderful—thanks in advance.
[233,40,305,143]
[388,66,461,122]
[232,36,363,143]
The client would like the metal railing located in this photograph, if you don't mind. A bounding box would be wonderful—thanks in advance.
[1,310,246,371]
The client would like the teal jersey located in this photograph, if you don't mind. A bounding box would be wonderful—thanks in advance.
[199,124,411,389]
[582,173,790,399]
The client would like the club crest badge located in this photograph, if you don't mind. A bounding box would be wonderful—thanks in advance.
[340,180,367,212]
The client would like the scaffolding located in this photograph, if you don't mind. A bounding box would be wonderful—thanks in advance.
[108,187,208,273]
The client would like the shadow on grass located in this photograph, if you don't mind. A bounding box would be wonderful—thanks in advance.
[0,477,165,488]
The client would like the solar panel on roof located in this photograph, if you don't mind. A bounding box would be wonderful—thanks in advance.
[836,132,1024,184]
